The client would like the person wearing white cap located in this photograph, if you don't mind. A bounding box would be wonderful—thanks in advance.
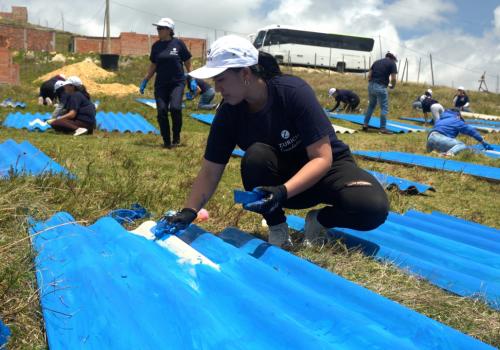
[327,88,360,113]
[161,35,388,248]
[51,79,69,118]
[420,94,444,124]
[140,17,192,148]
[48,76,96,136]
[453,86,471,112]
[362,51,398,134]
[412,88,432,111]
[38,74,66,106]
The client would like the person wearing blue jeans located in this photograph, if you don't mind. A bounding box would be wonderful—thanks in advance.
[426,109,492,156]
[363,52,398,134]
[187,77,217,110]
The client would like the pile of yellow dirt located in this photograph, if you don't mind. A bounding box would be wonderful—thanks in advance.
[35,58,137,96]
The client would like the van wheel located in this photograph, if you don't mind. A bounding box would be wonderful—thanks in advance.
[336,62,346,73]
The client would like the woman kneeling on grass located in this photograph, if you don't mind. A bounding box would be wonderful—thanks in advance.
[48,76,96,136]
[164,35,389,248]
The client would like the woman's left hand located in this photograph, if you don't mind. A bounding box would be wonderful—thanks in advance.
[243,185,287,214]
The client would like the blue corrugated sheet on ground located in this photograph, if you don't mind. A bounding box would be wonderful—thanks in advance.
[96,112,159,134]
[0,319,10,349]
[326,112,426,133]
[191,113,214,125]
[354,150,500,181]
[135,98,157,109]
[2,112,159,134]
[471,144,500,159]
[287,210,500,309]
[0,139,71,178]
[1,98,26,108]
[399,117,500,133]
[30,212,494,349]
[2,112,52,131]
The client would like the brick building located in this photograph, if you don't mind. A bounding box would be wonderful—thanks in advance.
[0,23,56,51]
[73,32,206,57]
[0,47,20,85]
[0,6,28,23]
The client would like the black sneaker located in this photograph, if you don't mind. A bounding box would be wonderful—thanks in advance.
[361,125,369,132]
[163,143,172,149]
[172,139,181,147]
[379,128,393,135]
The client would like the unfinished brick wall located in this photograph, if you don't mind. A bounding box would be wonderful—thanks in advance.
[73,32,206,57]
[0,48,20,85]
[0,6,28,23]
[0,24,55,51]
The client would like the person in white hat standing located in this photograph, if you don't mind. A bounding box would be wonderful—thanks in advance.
[362,51,398,134]
[161,35,388,248]
[327,87,360,113]
[140,17,192,148]
[453,87,471,112]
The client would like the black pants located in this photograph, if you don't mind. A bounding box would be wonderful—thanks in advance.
[345,98,360,112]
[155,82,185,146]
[241,143,389,230]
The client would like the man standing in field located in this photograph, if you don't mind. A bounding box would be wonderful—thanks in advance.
[362,51,398,134]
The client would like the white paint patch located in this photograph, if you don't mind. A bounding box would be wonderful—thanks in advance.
[28,118,48,127]
[131,221,220,271]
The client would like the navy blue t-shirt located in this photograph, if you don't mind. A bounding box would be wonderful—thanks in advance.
[370,58,397,86]
[204,75,350,165]
[150,38,192,88]
[335,89,359,103]
[421,97,439,113]
[65,91,96,124]
[196,79,211,94]
[454,95,469,108]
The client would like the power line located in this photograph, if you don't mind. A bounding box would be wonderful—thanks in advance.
[64,2,106,29]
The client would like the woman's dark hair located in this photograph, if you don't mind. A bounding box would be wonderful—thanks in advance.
[76,85,91,100]
[229,51,282,81]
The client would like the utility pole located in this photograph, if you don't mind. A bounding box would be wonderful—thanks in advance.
[400,59,407,83]
[417,57,421,83]
[405,58,409,83]
[378,35,383,59]
[105,0,111,54]
[429,53,435,86]
[61,12,65,32]
[496,74,499,94]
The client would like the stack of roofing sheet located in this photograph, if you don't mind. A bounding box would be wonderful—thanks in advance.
[0,139,70,178]
[2,112,52,131]
[461,111,500,121]
[96,112,159,134]
[354,150,500,181]
[326,112,426,133]
[399,117,499,133]
[287,210,500,310]
[0,98,26,108]
[2,112,159,134]
[29,212,494,349]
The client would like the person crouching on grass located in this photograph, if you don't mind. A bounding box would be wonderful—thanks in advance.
[48,76,96,136]
[161,35,389,248]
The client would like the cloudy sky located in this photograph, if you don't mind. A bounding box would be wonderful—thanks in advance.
[2,0,500,91]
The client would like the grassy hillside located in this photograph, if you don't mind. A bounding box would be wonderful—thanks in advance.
[0,53,499,348]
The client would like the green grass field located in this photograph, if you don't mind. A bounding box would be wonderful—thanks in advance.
[1,53,499,348]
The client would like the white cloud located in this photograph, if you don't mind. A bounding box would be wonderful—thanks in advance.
[0,0,499,90]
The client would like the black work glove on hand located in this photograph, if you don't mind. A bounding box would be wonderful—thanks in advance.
[165,208,198,231]
[243,185,288,215]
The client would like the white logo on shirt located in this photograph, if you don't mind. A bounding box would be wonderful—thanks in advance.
[281,130,290,139]
[169,48,178,55]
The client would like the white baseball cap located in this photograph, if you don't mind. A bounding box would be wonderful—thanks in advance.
[54,80,66,92]
[426,88,433,95]
[457,86,465,91]
[328,88,337,96]
[189,35,259,80]
[62,76,82,87]
[153,18,175,30]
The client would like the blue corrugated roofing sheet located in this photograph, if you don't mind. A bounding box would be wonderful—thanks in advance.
[471,144,500,159]
[287,210,500,309]
[135,98,157,109]
[399,117,500,133]
[2,112,159,134]
[0,319,10,349]
[326,112,426,133]
[0,139,70,178]
[96,112,159,134]
[1,98,26,108]
[354,150,500,181]
[2,112,52,131]
[29,212,494,349]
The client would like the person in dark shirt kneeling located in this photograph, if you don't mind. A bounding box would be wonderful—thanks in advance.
[161,35,389,248]
[48,76,96,136]
[328,88,360,113]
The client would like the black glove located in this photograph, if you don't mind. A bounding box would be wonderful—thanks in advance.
[243,185,287,215]
[165,208,197,229]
